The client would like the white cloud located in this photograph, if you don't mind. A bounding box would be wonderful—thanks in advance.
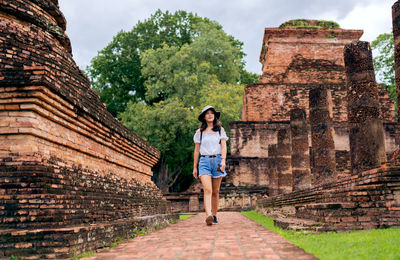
[59,0,394,74]
[336,1,392,42]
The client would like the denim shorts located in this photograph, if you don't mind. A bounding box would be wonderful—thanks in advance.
[198,154,227,178]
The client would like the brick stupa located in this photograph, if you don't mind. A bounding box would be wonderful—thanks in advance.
[228,19,397,189]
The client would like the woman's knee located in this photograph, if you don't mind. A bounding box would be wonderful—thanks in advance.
[212,189,220,196]
[203,187,212,195]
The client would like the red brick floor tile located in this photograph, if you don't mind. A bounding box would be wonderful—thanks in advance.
[83,212,318,260]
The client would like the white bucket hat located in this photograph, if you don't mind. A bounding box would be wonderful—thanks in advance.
[198,105,220,122]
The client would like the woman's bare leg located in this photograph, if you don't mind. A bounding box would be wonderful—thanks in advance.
[211,177,223,216]
[200,175,212,216]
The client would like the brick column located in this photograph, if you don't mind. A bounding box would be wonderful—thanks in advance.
[268,144,278,196]
[393,1,400,120]
[189,195,199,212]
[290,109,312,190]
[277,128,293,194]
[344,41,386,172]
[309,86,337,185]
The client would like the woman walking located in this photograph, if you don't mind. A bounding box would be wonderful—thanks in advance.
[193,105,228,225]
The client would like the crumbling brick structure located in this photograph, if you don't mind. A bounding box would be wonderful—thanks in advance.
[228,19,398,190]
[257,39,400,231]
[242,25,364,122]
[290,109,311,190]
[0,1,176,258]
[309,87,337,185]
[344,41,387,171]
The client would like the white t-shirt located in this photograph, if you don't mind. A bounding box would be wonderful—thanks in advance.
[193,128,229,155]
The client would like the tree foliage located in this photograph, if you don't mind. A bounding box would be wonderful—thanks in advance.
[372,33,395,103]
[119,21,245,192]
[141,22,243,104]
[87,10,257,118]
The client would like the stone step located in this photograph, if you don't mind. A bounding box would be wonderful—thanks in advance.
[273,217,324,232]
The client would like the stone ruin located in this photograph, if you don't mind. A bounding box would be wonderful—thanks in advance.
[0,0,177,258]
[244,7,400,231]
[167,4,400,232]
[255,40,400,231]
[230,20,397,190]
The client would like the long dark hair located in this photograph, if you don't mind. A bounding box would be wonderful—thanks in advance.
[200,111,221,132]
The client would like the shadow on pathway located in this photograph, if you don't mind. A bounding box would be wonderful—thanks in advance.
[84,212,318,260]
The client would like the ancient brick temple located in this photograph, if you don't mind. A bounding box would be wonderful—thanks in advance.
[249,9,400,231]
[0,0,176,258]
[229,21,397,192]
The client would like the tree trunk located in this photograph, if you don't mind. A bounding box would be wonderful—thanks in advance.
[153,156,169,193]
[153,154,192,193]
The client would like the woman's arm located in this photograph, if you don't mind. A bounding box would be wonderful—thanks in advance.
[193,143,200,179]
[220,139,227,172]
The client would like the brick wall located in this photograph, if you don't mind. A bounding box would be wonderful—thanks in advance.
[228,120,398,187]
[226,157,272,187]
[259,28,363,77]
[0,0,175,258]
[229,121,289,157]
[257,166,400,231]
[242,82,348,122]
[242,65,395,123]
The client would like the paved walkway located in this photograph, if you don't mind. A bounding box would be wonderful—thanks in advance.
[84,212,318,260]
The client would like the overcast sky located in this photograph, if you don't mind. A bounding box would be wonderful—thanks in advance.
[59,0,394,74]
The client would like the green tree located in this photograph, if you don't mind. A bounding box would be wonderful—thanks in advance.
[121,99,197,192]
[120,22,244,192]
[87,9,257,118]
[372,33,395,104]
[141,22,243,105]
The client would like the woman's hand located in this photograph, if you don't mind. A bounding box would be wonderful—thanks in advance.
[220,160,226,173]
[193,168,198,179]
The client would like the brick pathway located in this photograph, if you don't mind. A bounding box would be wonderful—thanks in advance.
[84,212,318,260]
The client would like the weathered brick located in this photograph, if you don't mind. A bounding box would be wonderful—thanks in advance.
[344,41,386,172]
[290,109,311,191]
[0,1,172,258]
[309,86,337,185]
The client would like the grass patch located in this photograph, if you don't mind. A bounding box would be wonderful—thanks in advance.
[242,210,400,260]
[180,214,195,220]
[70,250,96,260]
[280,19,340,30]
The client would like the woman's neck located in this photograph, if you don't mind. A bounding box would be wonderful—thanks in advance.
[206,122,213,129]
